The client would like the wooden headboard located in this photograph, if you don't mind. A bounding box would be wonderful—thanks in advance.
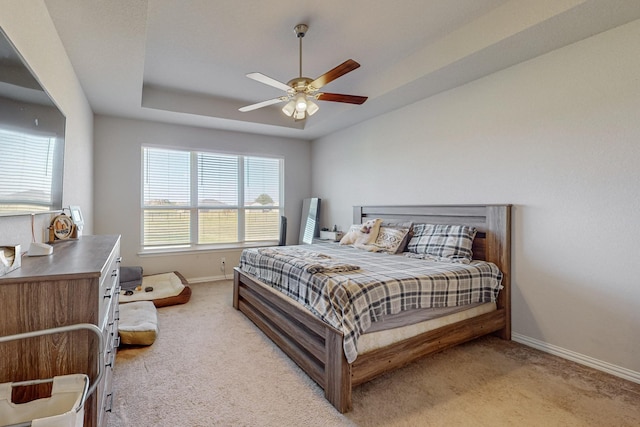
[354,204,512,335]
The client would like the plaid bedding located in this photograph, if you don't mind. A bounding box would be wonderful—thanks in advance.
[240,243,503,363]
[257,247,360,273]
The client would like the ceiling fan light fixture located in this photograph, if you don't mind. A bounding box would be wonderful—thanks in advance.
[306,99,319,116]
[293,110,306,120]
[295,94,308,112]
[282,100,296,116]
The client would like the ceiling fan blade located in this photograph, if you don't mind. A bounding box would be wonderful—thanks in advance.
[316,92,368,105]
[239,97,286,112]
[246,72,291,92]
[310,59,360,90]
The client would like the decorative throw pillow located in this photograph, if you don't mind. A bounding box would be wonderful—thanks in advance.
[374,226,411,254]
[379,220,414,253]
[406,223,477,263]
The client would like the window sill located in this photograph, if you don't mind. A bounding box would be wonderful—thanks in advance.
[138,241,279,257]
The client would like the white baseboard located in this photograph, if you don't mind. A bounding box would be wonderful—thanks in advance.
[512,333,640,384]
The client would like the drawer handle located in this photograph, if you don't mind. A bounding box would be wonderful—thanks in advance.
[111,269,118,277]
[114,336,121,348]
[114,309,120,321]
[116,256,122,263]
[104,284,119,299]
[105,350,115,368]
[105,392,114,413]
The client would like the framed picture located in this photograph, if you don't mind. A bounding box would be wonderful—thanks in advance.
[69,205,84,231]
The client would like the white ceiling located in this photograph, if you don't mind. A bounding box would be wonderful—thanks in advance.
[44,0,640,140]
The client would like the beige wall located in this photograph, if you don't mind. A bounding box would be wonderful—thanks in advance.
[0,1,94,247]
[93,115,311,281]
[312,19,640,377]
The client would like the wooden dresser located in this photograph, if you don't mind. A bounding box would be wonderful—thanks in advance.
[0,235,121,427]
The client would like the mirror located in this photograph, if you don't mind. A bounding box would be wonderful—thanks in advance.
[299,198,321,244]
[0,27,65,216]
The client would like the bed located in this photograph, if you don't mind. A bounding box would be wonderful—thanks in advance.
[233,204,511,412]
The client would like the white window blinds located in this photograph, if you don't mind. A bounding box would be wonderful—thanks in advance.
[244,156,281,241]
[143,148,191,246]
[142,146,283,249]
[0,128,59,212]
[197,152,238,206]
[143,148,190,206]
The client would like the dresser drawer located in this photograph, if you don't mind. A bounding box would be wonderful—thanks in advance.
[97,269,119,427]
[99,247,121,323]
[102,292,120,350]
[98,356,115,427]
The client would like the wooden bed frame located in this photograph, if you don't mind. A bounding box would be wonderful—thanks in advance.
[233,204,511,412]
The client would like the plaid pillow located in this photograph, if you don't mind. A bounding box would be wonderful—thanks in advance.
[406,224,477,263]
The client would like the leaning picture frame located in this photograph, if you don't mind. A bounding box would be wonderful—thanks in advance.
[69,205,84,234]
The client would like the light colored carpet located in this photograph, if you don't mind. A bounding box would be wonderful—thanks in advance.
[108,281,640,427]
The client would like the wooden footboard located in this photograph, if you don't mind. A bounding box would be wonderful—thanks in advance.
[233,268,352,412]
[233,204,511,413]
[350,309,506,387]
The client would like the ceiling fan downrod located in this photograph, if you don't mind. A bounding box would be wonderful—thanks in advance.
[294,24,308,79]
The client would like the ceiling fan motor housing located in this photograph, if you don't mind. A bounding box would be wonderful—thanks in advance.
[294,24,308,38]
[287,77,314,93]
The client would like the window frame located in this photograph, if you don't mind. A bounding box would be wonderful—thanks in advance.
[140,145,284,253]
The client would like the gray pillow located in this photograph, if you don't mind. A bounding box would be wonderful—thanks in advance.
[120,266,143,291]
[406,224,477,263]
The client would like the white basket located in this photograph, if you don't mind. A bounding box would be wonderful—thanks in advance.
[0,374,88,427]
[0,323,104,427]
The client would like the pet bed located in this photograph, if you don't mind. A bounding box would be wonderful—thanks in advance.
[119,271,191,307]
[118,301,158,346]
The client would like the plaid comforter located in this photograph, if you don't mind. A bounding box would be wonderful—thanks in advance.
[240,243,503,363]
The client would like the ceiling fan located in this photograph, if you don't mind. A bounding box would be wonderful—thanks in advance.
[239,24,367,120]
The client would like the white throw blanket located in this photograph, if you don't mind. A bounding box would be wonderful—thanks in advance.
[257,247,360,274]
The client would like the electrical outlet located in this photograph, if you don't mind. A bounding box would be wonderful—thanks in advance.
[220,257,226,272]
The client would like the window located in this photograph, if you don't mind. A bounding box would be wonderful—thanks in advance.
[142,146,283,250]
[0,128,63,213]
